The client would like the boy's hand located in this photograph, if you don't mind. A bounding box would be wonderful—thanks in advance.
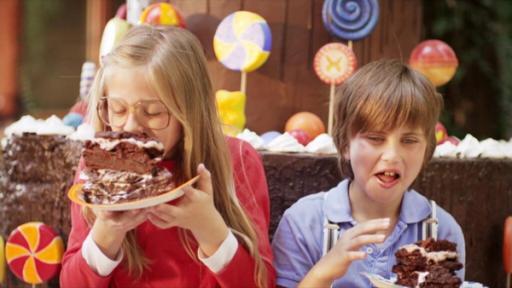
[299,218,391,288]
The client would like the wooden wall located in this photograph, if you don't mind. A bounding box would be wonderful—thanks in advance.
[0,0,20,118]
[172,0,422,133]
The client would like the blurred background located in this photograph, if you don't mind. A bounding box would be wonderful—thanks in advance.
[0,0,511,139]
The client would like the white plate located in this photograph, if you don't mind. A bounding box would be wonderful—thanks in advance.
[362,273,405,288]
[68,176,199,211]
[362,273,487,288]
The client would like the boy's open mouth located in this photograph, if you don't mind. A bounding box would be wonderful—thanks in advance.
[375,171,400,183]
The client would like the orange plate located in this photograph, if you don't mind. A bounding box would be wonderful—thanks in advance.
[68,176,200,211]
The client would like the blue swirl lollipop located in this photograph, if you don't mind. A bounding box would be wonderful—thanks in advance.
[322,0,379,41]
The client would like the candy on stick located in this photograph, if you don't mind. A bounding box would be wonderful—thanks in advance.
[139,3,186,27]
[213,11,272,135]
[504,216,512,288]
[409,39,458,87]
[322,0,379,48]
[314,43,357,134]
[5,222,64,286]
[214,11,272,93]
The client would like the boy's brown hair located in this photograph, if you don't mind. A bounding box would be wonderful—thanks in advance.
[332,59,443,179]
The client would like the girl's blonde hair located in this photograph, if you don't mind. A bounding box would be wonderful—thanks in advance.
[84,26,267,287]
[332,59,443,178]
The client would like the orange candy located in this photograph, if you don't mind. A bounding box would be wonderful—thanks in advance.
[139,3,186,28]
[5,222,64,285]
[285,112,326,139]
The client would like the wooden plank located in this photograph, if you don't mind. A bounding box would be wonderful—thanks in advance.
[85,0,114,63]
[0,0,20,117]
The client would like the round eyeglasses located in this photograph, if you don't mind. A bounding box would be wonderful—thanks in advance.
[97,97,171,130]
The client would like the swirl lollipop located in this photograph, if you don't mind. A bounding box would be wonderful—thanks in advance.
[5,222,64,285]
[314,43,357,134]
[214,11,272,95]
[322,0,380,41]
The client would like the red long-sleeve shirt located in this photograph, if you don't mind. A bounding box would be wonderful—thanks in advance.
[60,137,275,287]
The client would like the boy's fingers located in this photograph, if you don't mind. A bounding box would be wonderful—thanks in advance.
[346,218,390,238]
[347,234,386,251]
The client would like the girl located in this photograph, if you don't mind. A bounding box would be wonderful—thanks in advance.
[272,59,465,287]
[61,26,274,288]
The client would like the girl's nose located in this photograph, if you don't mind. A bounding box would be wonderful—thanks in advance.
[123,112,144,133]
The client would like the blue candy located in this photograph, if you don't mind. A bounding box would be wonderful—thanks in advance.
[63,112,84,128]
[322,0,379,41]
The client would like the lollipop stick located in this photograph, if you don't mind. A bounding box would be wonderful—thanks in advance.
[328,83,335,135]
[507,273,510,288]
[241,71,247,95]
[348,40,353,50]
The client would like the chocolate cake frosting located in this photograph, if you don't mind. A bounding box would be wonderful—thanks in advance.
[392,238,463,287]
[81,131,174,204]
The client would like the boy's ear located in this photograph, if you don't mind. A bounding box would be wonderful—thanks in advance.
[342,146,350,160]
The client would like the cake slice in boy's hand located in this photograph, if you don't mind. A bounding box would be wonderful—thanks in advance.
[81,131,175,204]
[392,238,463,288]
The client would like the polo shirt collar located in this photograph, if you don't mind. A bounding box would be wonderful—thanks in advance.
[323,179,432,224]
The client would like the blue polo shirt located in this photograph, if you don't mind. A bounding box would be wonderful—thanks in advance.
[272,179,465,287]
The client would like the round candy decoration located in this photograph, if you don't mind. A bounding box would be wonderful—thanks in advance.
[285,112,326,139]
[322,0,380,41]
[5,222,64,285]
[139,3,186,28]
[314,43,357,85]
[214,11,272,72]
[409,39,458,87]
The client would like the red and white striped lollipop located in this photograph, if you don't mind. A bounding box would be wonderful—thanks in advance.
[5,222,64,285]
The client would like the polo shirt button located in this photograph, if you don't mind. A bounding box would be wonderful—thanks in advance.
[366,247,373,254]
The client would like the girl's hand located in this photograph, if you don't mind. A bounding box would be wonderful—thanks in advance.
[148,164,229,256]
[91,209,149,259]
[299,218,391,288]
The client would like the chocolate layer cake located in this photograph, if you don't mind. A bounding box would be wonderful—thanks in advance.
[81,131,174,204]
[392,238,463,287]
[0,133,82,237]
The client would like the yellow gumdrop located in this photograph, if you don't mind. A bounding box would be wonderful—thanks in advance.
[216,90,246,136]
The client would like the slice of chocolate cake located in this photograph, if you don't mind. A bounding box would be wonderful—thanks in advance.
[392,238,463,288]
[81,131,174,204]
